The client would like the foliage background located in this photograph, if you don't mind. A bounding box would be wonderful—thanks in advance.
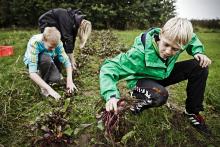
[0,0,176,29]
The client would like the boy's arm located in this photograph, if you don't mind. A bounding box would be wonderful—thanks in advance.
[100,47,144,101]
[56,43,77,93]
[65,66,77,93]
[29,72,61,100]
[185,34,211,67]
[100,61,123,102]
[100,51,142,112]
[99,61,123,113]
[185,33,205,56]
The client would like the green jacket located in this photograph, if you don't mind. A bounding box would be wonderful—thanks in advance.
[99,28,204,101]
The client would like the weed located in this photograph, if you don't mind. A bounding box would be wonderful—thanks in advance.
[29,98,74,146]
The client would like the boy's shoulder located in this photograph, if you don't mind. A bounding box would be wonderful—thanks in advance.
[184,33,202,48]
[30,34,43,43]
[55,41,64,50]
[145,27,161,35]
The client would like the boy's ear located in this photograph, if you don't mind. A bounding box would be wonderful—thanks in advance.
[42,35,46,42]
[158,33,161,40]
[159,32,164,40]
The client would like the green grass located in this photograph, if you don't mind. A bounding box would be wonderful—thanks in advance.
[113,29,143,46]
[0,29,220,146]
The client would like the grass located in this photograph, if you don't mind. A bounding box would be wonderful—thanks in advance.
[0,28,220,146]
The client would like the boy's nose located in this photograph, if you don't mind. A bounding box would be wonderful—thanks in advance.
[165,47,172,55]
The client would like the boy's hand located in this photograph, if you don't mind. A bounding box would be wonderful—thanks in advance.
[194,54,212,68]
[66,81,78,93]
[72,63,77,71]
[106,98,119,114]
[48,89,61,100]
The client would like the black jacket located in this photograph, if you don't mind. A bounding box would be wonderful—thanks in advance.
[38,8,84,53]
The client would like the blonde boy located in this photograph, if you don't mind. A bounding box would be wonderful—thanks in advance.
[24,27,77,100]
[99,17,211,135]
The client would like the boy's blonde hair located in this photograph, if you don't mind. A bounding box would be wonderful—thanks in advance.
[77,19,92,49]
[43,27,61,45]
[161,17,193,49]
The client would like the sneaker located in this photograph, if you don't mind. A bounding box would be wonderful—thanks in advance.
[130,99,153,114]
[184,110,212,136]
[40,88,49,97]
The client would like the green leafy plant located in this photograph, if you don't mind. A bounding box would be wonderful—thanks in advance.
[96,98,135,145]
[29,98,74,146]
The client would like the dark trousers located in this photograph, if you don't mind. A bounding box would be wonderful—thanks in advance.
[38,53,61,84]
[134,59,208,114]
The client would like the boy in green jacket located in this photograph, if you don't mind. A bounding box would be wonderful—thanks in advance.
[99,17,212,135]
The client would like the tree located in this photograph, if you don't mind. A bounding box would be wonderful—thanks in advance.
[0,0,176,29]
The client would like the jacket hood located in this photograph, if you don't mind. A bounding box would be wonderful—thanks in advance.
[67,8,85,27]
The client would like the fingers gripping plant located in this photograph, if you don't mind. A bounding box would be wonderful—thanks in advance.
[97,98,133,144]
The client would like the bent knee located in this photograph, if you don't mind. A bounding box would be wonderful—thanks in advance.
[152,89,169,107]
[192,59,209,76]
[39,54,52,63]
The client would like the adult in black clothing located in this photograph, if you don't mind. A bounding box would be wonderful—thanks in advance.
[38,8,92,70]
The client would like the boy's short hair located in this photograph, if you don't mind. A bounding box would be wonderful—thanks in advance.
[161,17,193,49]
[77,19,92,49]
[43,27,61,45]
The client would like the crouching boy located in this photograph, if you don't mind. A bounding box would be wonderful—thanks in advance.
[24,27,77,100]
[99,17,212,135]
